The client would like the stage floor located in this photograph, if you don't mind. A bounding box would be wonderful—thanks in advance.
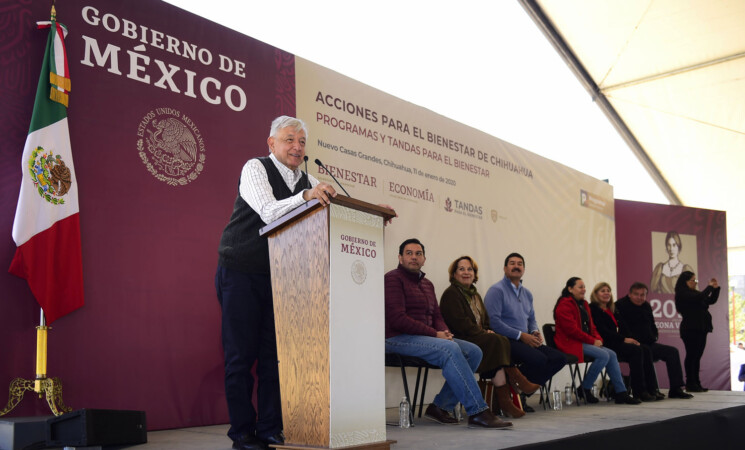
[138,389,745,450]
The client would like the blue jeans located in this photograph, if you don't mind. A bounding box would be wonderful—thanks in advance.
[582,344,627,393]
[385,335,488,416]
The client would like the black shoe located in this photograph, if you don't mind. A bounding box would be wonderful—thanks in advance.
[615,392,641,404]
[233,436,268,450]
[654,390,666,400]
[258,432,284,446]
[519,393,536,413]
[686,384,708,392]
[577,387,599,404]
[668,388,694,399]
[639,392,657,402]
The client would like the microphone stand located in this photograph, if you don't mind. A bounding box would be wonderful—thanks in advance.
[315,159,351,197]
[304,156,311,190]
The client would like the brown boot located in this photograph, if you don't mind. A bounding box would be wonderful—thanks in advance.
[505,366,540,395]
[495,384,525,418]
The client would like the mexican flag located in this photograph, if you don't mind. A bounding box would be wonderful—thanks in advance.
[9,11,84,324]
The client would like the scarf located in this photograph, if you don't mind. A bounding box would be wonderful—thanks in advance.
[455,281,485,329]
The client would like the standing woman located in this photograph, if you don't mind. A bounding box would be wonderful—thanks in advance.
[589,282,660,401]
[440,256,539,418]
[553,277,640,404]
[675,271,720,392]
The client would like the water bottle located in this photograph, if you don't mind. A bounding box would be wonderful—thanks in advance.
[564,383,573,405]
[399,396,411,428]
[552,389,562,410]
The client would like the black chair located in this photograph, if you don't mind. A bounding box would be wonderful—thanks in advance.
[385,353,441,423]
[528,382,552,411]
[542,323,584,406]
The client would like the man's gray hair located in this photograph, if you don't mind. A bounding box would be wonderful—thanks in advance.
[269,116,308,138]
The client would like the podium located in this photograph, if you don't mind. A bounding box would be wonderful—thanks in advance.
[260,196,396,449]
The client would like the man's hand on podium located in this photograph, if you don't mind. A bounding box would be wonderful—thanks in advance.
[303,182,337,206]
[379,204,397,225]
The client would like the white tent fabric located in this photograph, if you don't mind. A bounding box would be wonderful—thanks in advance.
[526,0,745,247]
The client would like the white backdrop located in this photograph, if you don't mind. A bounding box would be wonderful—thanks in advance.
[296,58,616,405]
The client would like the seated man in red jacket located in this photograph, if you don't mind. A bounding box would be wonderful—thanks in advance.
[385,238,510,429]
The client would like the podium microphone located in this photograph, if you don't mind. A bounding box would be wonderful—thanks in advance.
[315,158,351,197]
[303,155,310,190]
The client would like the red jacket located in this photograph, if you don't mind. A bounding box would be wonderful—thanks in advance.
[554,296,602,362]
[384,265,447,338]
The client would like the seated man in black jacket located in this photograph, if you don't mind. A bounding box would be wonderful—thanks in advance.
[615,282,692,399]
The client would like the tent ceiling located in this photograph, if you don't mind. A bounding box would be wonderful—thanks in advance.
[523,0,745,248]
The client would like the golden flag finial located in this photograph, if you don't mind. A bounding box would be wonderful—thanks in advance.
[51,4,56,21]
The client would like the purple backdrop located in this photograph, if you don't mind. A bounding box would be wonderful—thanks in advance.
[1,0,295,429]
[615,199,729,389]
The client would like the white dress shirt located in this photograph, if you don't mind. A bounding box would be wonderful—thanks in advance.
[240,153,319,224]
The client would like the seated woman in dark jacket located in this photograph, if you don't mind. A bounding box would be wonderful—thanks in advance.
[553,277,639,405]
[674,271,720,392]
[440,256,539,418]
[589,282,660,401]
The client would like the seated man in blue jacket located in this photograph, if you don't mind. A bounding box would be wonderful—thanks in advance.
[484,253,566,391]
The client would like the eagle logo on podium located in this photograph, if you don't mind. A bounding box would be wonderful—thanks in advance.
[351,260,367,285]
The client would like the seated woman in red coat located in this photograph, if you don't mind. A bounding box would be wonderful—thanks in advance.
[553,277,640,405]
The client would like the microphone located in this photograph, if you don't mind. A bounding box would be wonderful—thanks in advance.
[315,158,351,197]
[303,155,310,190]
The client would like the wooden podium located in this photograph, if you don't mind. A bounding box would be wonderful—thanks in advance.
[260,196,396,449]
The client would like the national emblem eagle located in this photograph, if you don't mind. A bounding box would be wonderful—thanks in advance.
[149,118,198,163]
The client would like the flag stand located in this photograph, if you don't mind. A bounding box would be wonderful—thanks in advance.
[0,309,72,416]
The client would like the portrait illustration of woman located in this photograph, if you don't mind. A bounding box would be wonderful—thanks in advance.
[650,231,694,294]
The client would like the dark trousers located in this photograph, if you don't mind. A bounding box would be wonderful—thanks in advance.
[509,340,567,386]
[647,342,685,389]
[611,342,658,395]
[215,266,282,442]
[680,329,708,386]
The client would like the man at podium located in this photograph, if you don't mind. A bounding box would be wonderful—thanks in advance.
[384,238,513,429]
[215,116,338,450]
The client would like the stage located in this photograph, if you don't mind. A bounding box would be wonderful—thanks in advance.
[134,389,745,449]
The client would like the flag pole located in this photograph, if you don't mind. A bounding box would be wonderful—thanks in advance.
[35,310,49,394]
[0,308,72,416]
[0,1,74,418]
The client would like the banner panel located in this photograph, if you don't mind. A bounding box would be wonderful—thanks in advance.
[615,199,729,389]
[1,0,292,427]
[296,57,616,336]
